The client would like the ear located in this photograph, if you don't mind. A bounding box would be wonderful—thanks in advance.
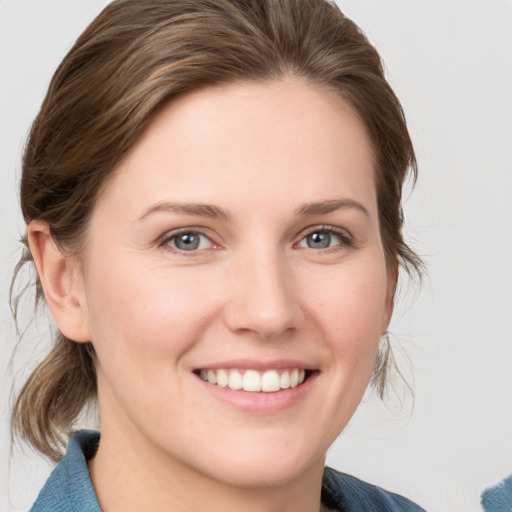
[27,220,90,342]
[381,259,399,333]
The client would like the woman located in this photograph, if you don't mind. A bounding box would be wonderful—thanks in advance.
[11,0,424,510]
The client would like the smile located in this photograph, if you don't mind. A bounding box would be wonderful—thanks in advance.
[198,368,307,392]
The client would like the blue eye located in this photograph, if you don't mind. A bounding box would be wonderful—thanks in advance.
[298,228,349,250]
[306,231,333,249]
[163,231,213,251]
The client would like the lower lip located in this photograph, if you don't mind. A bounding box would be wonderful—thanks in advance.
[195,372,318,413]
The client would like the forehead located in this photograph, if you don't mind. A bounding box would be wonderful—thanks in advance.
[98,77,377,219]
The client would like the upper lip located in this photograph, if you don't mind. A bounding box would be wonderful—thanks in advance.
[193,359,317,372]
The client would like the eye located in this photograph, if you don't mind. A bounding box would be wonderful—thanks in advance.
[297,227,351,250]
[161,231,214,252]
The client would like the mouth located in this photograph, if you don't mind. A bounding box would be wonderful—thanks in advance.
[195,368,314,392]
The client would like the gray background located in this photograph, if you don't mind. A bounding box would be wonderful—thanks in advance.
[1,1,511,511]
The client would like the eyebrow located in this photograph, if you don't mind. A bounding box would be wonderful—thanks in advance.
[137,198,369,222]
[296,198,370,218]
[137,201,229,222]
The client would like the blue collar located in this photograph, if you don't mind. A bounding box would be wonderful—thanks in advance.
[31,430,101,512]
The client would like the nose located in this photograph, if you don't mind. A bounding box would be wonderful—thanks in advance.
[223,248,302,340]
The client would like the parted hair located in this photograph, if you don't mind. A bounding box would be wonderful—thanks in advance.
[11,0,422,462]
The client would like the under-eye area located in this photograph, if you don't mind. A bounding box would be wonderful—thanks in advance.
[195,368,317,392]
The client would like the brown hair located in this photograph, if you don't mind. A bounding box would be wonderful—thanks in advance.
[11,0,422,462]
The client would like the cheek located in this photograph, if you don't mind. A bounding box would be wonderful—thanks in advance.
[296,260,389,442]
[82,258,220,374]
[303,260,388,361]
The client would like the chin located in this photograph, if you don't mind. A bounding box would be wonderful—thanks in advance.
[189,432,327,489]
[212,456,319,489]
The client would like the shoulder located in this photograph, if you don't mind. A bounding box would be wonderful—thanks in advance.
[481,474,512,512]
[30,430,101,512]
[321,466,426,512]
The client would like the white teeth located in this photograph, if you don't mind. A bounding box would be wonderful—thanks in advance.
[290,369,299,388]
[279,371,290,389]
[243,370,261,392]
[228,370,243,390]
[217,369,228,388]
[199,368,308,392]
[261,370,280,392]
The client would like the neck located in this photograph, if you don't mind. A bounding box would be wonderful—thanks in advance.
[88,424,326,512]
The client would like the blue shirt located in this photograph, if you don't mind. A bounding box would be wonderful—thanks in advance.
[31,430,426,511]
[481,474,512,512]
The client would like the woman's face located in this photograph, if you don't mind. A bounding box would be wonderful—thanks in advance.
[78,78,395,487]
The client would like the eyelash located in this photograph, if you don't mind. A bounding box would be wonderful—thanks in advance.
[158,225,353,255]
[158,227,217,255]
[296,225,353,252]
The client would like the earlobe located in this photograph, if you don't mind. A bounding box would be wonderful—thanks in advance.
[27,220,90,342]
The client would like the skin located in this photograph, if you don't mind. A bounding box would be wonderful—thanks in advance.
[29,77,396,512]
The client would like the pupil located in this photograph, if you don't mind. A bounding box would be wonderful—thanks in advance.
[308,232,330,249]
[176,233,199,250]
